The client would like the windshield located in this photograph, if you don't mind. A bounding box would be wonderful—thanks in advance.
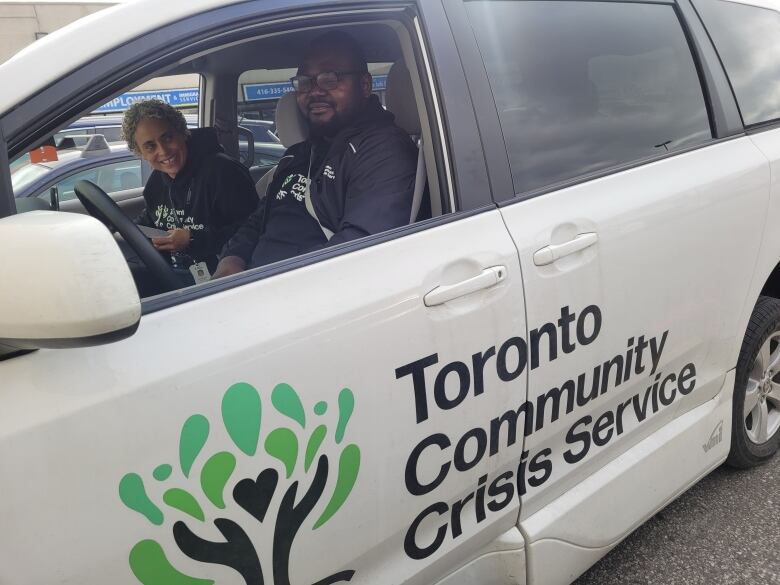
[11,163,50,195]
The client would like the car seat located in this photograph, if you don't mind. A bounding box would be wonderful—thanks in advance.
[385,61,427,222]
[254,92,306,199]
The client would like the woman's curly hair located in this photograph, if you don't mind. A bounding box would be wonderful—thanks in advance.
[122,99,190,153]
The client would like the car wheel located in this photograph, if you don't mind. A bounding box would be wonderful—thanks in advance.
[727,295,780,468]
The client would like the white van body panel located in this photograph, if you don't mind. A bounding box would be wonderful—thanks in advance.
[522,370,733,585]
[498,137,768,518]
[740,126,780,342]
[433,527,526,585]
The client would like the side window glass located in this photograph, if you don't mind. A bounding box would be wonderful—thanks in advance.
[38,160,142,202]
[465,0,712,195]
[97,159,143,192]
[96,127,124,142]
[693,0,780,126]
[50,168,99,202]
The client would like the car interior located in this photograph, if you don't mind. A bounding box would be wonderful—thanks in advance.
[11,17,449,298]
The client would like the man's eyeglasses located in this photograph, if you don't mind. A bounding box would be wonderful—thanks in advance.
[290,71,363,93]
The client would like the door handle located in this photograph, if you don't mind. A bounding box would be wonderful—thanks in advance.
[424,266,507,307]
[534,232,598,266]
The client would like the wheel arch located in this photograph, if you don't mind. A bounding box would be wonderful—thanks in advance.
[760,260,780,300]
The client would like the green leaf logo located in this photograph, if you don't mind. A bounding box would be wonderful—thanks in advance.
[119,382,360,585]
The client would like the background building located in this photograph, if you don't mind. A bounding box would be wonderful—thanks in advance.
[0,1,113,64]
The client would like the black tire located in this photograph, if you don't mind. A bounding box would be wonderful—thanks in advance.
[727,295,780,468]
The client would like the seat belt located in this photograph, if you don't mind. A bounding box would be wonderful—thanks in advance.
[410,138,426,222]
[256,165,277,198]
[304,145,334,241]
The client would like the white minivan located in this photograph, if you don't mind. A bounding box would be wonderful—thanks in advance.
[1,0,780,584]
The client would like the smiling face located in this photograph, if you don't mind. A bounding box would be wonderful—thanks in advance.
[295,45,371,138]
[134,117,189,178]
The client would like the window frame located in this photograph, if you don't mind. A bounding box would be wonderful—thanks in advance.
[0,0,493,314]
[690,0,780,133]
[0,127,12,218]
[446,0,745,204]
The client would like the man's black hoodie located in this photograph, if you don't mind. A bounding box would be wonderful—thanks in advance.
[221,95,418,268]
[135,128,258,270]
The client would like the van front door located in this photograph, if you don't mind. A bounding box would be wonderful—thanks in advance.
[0,4,530,584]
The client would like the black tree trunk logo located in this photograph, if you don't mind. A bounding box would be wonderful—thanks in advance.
[119,382,360,585]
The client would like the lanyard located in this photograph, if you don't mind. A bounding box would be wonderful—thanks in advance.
[166,182,193,230]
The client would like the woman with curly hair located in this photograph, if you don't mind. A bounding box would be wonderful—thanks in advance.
[123,99,257,279]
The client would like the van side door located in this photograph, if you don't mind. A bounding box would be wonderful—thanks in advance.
[450,0,770,582]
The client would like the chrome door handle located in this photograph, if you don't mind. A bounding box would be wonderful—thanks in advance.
[424,266,507,307]
[534,232,598,266]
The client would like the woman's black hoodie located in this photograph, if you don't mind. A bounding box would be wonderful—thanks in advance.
[135,128,258,270]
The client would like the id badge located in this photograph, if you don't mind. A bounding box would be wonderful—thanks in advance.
[189,261,211,284]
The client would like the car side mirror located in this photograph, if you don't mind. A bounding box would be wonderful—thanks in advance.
[238,125,255,167]
[49,185,59,211]
[0,211,140,354]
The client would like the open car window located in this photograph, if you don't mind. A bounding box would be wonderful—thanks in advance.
[7,17,448,303]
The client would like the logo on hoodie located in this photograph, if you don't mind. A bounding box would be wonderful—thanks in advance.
[323,165,336,180]
[277,173,308,202]
[152,205,205,231]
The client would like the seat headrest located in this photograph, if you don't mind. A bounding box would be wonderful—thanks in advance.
[188,127,224,155]
[276,91,308,147]
[386,62,421,135]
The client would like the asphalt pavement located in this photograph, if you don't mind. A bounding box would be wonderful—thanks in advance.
[573,454,780,585]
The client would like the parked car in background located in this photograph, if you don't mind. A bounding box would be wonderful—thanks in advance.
[61,113,281,147]
[54,114,136,144]
[238,117,284,170]
[13,137,144,200]
[238,117,279,143]
[56,113,283,173]
[11,134,151,217]
[241,140,286,180]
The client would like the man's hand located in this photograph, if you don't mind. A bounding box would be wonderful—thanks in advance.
[152,228,191,252]
[212,255,247,279]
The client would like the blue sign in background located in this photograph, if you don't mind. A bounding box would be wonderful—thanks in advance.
[242,75,388,102]
[94,88,200,113]
[93,75,389,113]
[243,82,294,101]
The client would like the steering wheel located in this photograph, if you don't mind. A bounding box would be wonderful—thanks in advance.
[74,179,183,293]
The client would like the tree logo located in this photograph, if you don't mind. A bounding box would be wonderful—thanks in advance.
[118,382,360,585]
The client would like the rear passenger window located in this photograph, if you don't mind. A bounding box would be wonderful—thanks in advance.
[95,126,124,142]
[693,0,780,127]
[39,160,142,202]
[466,1,712,195]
